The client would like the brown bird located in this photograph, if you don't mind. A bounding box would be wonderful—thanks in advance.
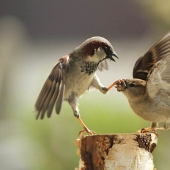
[112,32,170,132]
[35,36,118,134]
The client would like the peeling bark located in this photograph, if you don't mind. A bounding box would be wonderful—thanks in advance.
[75,133,157,170]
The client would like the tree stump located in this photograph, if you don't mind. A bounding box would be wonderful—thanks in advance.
[75,133,158,170]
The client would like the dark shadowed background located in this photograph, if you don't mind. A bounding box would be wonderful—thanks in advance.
[0,1,170,169]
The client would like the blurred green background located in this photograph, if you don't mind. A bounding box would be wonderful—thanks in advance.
[0,0,170,169]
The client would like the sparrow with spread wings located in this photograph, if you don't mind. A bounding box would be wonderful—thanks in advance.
[35,37,118,135]
[111,32,170,132]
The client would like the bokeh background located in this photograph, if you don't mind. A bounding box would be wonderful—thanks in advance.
[0,1,170,170]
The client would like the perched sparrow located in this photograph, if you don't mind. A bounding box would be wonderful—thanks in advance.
[112,32,170,131]
[35,36,118,134]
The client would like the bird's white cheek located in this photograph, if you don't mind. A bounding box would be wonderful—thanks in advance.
[96,47,106,59]
[86,55,100,63]
[87,48,106,62]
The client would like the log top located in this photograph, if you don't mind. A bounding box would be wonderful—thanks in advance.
[75,133,158,170]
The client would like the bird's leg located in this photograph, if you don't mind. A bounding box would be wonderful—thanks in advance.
[96,79,126,94]
[91,75,126,94]
[155,122,170,130]
[106,79,127,92]
[74,111,95,135]
[163,122,170,129]
[68,95,95,135]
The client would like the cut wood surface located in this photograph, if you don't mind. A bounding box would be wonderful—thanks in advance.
[75,133,158,170]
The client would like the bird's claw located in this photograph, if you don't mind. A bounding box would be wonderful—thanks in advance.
[106,79,126,92]
[114,79,126,91]
[137,127,158,135]
[115,79,126,87]
[79,127,95,136]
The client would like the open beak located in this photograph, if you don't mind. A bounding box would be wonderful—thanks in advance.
[108,51,118,61]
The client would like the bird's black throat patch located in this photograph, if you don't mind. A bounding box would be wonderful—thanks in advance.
[80,61,98,75]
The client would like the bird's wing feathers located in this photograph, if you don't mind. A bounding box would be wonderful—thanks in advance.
[98,60,108,71]
[147,54,170,99]
[35,56,69,119]
[133,32,170,80]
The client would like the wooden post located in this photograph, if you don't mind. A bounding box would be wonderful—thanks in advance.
[75,133,157,170]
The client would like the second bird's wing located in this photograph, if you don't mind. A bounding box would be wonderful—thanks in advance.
[147,54,170,99]
[133,32,170,80]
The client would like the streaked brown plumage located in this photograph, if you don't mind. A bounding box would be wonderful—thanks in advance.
[133,32,170,80]
[113,32,170,131]
[35,36,118,134]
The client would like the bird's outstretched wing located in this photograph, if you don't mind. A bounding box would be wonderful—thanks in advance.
[147,54,170,99]
[35,55,69,119]
[133,32,170,80]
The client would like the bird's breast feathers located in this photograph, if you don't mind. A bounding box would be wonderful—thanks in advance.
[64,66,95,99]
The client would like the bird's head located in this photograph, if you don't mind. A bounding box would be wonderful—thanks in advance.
[115,79,147,102]
[76,36,118,63]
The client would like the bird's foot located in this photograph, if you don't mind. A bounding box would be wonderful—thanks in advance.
[106,79,126,92]
[114,79,126,92]
[154,127,166,130]
[77,116,95,135]
[137,127,158,135]
[79,127,95,136]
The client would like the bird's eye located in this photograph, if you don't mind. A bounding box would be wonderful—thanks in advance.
[104,46,111,55]
[104,46,109,51]
[129,83,135,87]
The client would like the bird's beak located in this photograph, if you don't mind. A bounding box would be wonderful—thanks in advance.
[107,51,118,61]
